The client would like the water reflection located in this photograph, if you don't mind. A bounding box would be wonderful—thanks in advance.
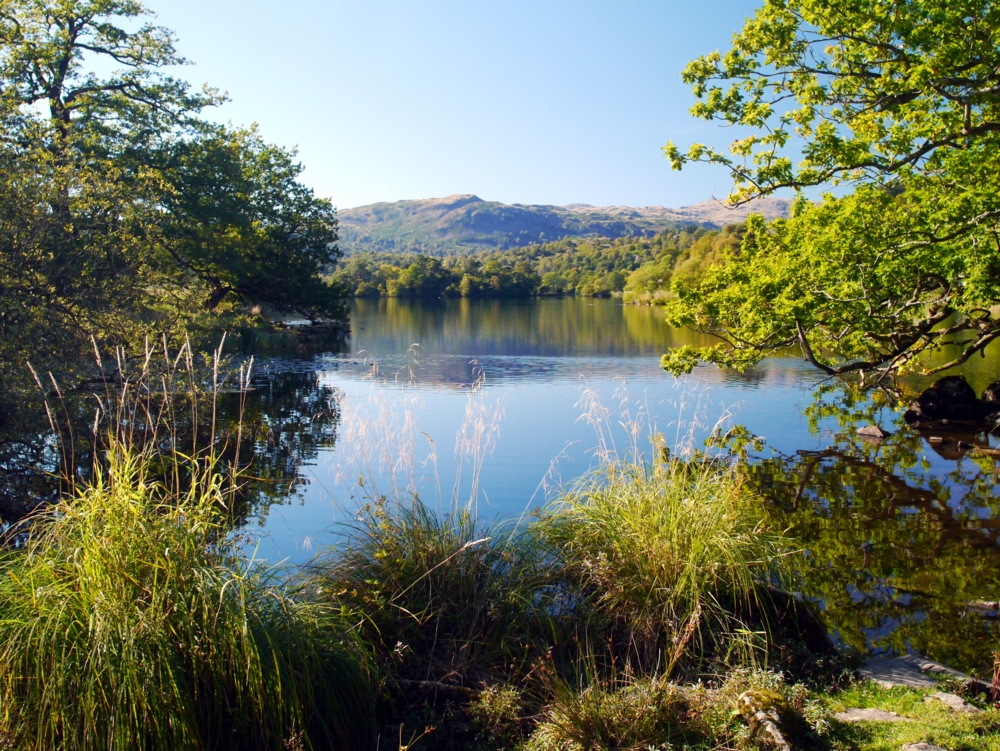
[743,383,1000,674]
[0,366,342,524]
[3,298,999,675]
[321,299,1000,675]
[341,297,815,387]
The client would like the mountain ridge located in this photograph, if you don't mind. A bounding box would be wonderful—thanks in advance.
[337,194,791,256]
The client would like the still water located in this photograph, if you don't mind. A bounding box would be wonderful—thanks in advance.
[247,297,1000,674]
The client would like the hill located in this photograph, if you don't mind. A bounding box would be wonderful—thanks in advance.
[337,194,791,255]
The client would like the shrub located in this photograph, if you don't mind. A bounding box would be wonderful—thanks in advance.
[0,444,373,751]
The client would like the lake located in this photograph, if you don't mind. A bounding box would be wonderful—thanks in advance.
[249,298,1000,674]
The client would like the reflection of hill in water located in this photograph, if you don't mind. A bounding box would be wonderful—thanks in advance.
[346,297,701,359]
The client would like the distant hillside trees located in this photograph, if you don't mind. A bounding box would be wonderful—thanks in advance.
[329,226,744,300]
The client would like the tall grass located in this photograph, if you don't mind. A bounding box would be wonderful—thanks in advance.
[540,460,789,677]
[302,496,550,690]
[0,443,373,750]
[1,338,374,750]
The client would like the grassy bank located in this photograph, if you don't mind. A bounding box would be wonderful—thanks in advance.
[2,435,997,749]
[0,444,374,751]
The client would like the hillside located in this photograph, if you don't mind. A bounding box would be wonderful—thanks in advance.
[337,194,791,255]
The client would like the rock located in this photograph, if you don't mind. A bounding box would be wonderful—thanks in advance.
[860,655,968,689]
[834,708,911,722]
[903,744,950,751]
[928,436,944,444]
[924,691,981,713]
[903,375,1000,424]
[857,425,891,439]
[982,380,1000,402]
[739,692,794,751]
[967,600,999,616]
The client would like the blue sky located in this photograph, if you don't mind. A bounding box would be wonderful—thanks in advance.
[156,1,764,210]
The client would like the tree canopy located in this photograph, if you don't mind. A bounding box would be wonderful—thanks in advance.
[0,0,344,374]
[329,227,736,300]
[662,0,1000,380]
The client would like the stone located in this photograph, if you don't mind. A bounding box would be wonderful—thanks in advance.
[924,691,981,713]
[967,600,999,616]
[902,744,949,751]
[834,708,911,722]
[860,655,968,689]
[857,425,891,439]
[903,375,1000,424]
[982,380,1000,402]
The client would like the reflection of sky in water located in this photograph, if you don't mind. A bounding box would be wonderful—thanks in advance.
[248,299,1000,565]
[245,299,1000,670]
[250,357,830,564]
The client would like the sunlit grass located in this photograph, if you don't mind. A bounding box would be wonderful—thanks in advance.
[539,460,790,676]
[0,443,373,751]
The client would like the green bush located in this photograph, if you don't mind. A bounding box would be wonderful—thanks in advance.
[0,444,373,751]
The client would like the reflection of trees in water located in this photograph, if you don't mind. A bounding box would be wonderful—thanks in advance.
[742,383,1000,674]
[0,369,339,528]
[350,297,718,358]
[220,370,340,524]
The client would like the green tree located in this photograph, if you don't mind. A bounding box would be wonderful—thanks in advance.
[158,127,343,321]
[0,0,344,373]
[662,0,1000,378]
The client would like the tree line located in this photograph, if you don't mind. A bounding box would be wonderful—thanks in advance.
[329,224,745,300]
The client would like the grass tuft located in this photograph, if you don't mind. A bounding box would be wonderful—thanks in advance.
[303,496,550,691]
[539,460,790,676]
[0,442,373,751]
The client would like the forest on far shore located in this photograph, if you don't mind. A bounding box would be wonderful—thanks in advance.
[328,223,744,301]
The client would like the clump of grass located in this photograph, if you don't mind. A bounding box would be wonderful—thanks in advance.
[0,443,373,751]
[525,670,828,751]
[539,460,790,676]
[525,676,700,751]
[302,496,551,691]
[469,685,529,748]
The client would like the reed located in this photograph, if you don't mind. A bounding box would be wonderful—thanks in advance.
[0,442,372,750]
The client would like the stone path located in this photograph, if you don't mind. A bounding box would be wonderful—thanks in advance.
[924,691,980,713]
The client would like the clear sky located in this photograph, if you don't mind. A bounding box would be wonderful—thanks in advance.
[155,1,763,210]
